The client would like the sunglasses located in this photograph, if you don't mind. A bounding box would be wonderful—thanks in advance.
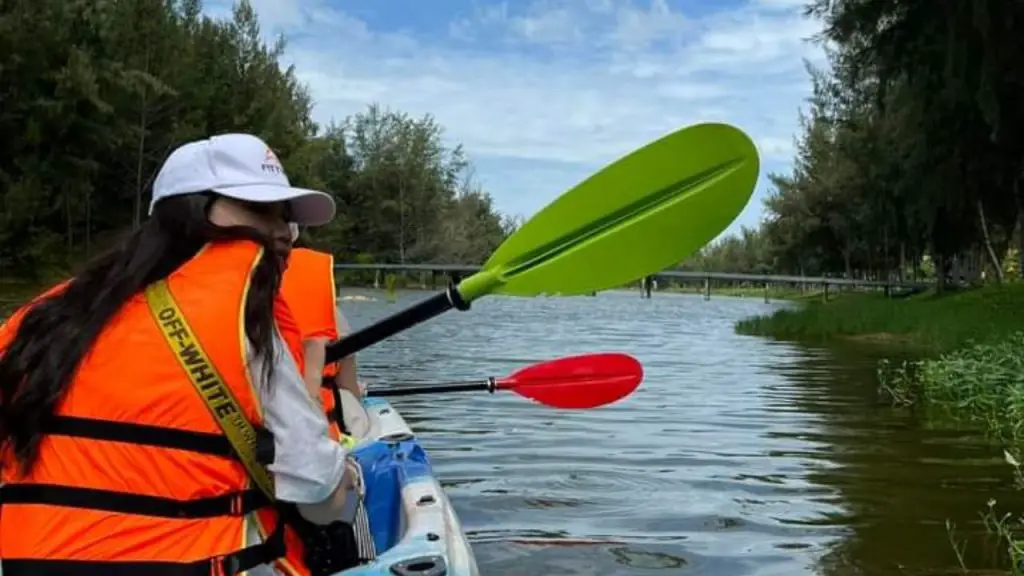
[240,200,293,222]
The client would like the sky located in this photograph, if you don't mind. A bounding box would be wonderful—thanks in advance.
[204,0,828,239]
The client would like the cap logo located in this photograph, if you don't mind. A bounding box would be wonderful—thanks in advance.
[261,147,284,175]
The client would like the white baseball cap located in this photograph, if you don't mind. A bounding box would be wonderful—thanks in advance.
[150,133,336,226]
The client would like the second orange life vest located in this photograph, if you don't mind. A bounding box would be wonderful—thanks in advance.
[279,247,347,440]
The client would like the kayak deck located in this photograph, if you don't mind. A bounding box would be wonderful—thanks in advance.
[337,396,478,576]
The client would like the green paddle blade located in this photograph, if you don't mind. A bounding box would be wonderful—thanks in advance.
[457,122,759,299]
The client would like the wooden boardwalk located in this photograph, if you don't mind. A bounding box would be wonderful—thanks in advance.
[333,263,933,301]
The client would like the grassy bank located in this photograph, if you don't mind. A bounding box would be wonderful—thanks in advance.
[736,283,1024,353]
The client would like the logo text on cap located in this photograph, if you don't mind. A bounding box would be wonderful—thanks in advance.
[261,147,284,175]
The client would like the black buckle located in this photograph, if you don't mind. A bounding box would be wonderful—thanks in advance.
[214,554,241,576]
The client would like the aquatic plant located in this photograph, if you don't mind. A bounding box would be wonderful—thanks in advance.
[384,273,398,303]
[981,451,1024,576]
[878,333,1024,574]
[877,333,1024,443]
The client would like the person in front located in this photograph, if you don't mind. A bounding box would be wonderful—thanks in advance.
[0,133,373,575]
[280,225,368,443]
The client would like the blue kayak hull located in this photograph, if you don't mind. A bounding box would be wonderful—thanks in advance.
[336,396,478,576]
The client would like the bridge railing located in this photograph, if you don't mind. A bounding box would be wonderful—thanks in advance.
[332,263,933,298]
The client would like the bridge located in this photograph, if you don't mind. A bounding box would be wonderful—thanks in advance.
[333,263,933,302]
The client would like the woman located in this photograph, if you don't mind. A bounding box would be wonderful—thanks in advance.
[280,224,368,442]
[0,133,371,575]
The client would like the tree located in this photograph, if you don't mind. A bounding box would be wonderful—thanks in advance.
[686,0,1024,288]
[0,0,513,281]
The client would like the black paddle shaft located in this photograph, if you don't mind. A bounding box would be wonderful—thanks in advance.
[324,284,470,364]
[366,378,496,398]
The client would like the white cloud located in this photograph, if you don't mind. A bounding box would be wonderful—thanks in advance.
[758,136,796,159]
[608,0,690,51]
[204,0,825,228]
[752,0,812,11]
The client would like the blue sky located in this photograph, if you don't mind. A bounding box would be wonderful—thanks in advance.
[205,0,826,239]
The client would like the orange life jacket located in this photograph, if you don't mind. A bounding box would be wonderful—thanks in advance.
[279,248,345,440]
[0,240,318,575]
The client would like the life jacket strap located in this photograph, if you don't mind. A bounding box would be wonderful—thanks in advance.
[0,483,269,518]
[1,520,287,575]
[41,414,276,464]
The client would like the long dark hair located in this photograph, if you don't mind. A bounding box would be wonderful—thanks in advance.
[0,194,283,475]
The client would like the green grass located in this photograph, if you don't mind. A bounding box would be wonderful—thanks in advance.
[735,283,1024,353]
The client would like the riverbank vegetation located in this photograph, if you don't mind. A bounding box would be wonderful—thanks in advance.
[0,0,516,290]
[877,334,1024,438]
[738,284,1024,353]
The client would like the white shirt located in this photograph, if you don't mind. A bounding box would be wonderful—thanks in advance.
[248,329,348,504]
[243,309,356,575]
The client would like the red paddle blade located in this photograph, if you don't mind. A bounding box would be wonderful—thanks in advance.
[496,353,643,409]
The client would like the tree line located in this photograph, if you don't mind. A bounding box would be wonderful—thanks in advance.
[681,0,1024,289]
[0,0,516,282]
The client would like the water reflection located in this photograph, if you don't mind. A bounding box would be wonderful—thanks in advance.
[341,288,1021,575]
[779,346,1024,575]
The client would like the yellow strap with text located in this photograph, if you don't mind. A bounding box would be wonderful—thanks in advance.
[144,279,275,502]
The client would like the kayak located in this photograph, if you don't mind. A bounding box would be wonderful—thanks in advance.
[339,395,479,576]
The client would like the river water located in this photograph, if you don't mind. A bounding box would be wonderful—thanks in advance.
[343,289,1022,576]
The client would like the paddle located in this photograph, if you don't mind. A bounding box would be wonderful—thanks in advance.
[365,352,643,409]
[325,122,759,364]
